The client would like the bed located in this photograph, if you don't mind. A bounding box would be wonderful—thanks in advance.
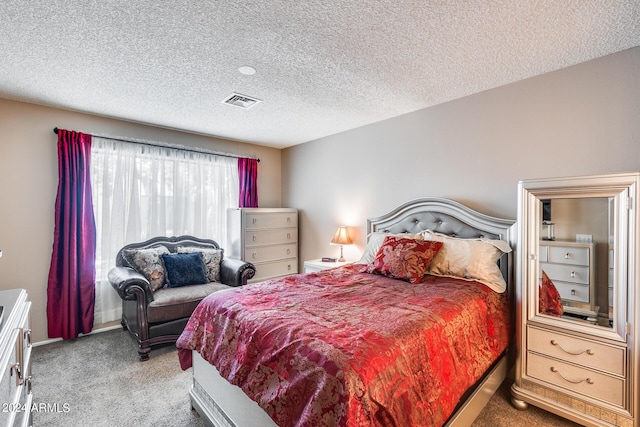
[177,198,516,427]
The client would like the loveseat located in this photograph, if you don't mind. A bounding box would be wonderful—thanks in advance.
[108,235,255,360]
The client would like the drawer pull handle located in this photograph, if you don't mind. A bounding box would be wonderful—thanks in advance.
[571,289,576,295]
[10,363,21,386]
[24,328,32,347]
[252,252,257,259]
[570,271,576,278]
[287,217,291,223]
[287,233,291,239]
[550,367,594,385]
[252,235,257,242]
[252,218,257,224]
[550,340,594,356]
[565,252,572,259]
[286,249,291,255]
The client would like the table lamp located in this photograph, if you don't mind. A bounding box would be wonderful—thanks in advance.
[330,226,352,262]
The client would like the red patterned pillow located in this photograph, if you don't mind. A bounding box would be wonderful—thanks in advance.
[539,270,563,317]
[368,236,443,284]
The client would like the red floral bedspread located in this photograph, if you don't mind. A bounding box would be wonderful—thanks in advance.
[177,264,510,427]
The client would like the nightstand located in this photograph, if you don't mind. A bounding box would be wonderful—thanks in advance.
[303,259,349,273]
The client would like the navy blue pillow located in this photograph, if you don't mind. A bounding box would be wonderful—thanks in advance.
[161,252,207,288]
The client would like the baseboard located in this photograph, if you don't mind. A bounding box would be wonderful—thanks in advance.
[33,324,122,347]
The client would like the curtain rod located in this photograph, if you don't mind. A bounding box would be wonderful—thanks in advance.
[53,127,260,162]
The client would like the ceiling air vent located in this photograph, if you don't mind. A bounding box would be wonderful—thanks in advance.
[222,93,261,109]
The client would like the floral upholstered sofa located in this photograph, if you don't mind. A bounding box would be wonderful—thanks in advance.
[108,235,255,360]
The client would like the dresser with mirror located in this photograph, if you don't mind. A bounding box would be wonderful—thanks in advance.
[511,173,639,427]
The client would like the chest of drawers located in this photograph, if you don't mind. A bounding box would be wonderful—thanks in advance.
[526,326,627,408]
[227,208,298,282]
[539,240,596,317]
[0,289,32,427]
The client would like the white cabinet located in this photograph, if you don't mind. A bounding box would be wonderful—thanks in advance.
[0,289,32,427]
[512,173,639,427]
[227,208,298,282]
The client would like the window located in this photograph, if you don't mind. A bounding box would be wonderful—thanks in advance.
[90,137,239,324]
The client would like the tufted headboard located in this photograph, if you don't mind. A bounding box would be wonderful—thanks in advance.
[367,198,516,288]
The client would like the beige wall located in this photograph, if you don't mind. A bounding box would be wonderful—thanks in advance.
[282,47,640,266]
[0,98,283,343]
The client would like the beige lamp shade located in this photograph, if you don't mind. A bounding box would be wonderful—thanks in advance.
[330,226,352,262]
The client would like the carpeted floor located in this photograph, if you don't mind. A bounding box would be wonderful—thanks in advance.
[32,329,580,427]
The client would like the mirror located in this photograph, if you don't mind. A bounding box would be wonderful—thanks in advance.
[520,174,634,342]
[537,197,611,327]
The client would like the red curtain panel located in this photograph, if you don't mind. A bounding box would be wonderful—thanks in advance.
[47,129,96,339]
[238,157,258,208]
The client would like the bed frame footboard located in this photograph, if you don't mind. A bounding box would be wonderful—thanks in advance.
[190,350,509,427]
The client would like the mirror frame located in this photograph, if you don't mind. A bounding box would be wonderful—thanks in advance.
[517,174,637,343]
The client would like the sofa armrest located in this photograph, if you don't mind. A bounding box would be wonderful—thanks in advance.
[220,258,256,287]
[108,266,154,304]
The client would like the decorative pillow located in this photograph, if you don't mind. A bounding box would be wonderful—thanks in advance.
[367,236,443,284]
[539,270,563,317]
[358,232,424,264]
[176,246,222,282]
[123,245,170,292]
[420,230,512,293]
[161,252,208,288]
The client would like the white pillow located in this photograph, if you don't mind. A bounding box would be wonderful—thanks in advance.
[420,230,512,293]
[357,232,423,265]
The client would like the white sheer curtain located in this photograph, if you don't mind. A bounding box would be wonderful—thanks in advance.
[90,137,239,325]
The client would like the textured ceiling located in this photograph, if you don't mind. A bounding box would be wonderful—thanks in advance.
[0,1,638,148]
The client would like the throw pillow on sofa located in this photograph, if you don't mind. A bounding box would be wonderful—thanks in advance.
[161,252,208,288]
[123,245,170,292]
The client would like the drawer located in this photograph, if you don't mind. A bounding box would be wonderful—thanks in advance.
[528,326,625,376]
[0,328,22,427]
[244,212,297,230]
[541,263,589,285]
[539,245,548,262]
[245,228,297,246]
[304,264,324,273]
[14,385,32,427]
[527,352,625,407]
[252,259,298,282]
[244,243,297,263]
[553,281,589,303]
[548,246,590,266]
